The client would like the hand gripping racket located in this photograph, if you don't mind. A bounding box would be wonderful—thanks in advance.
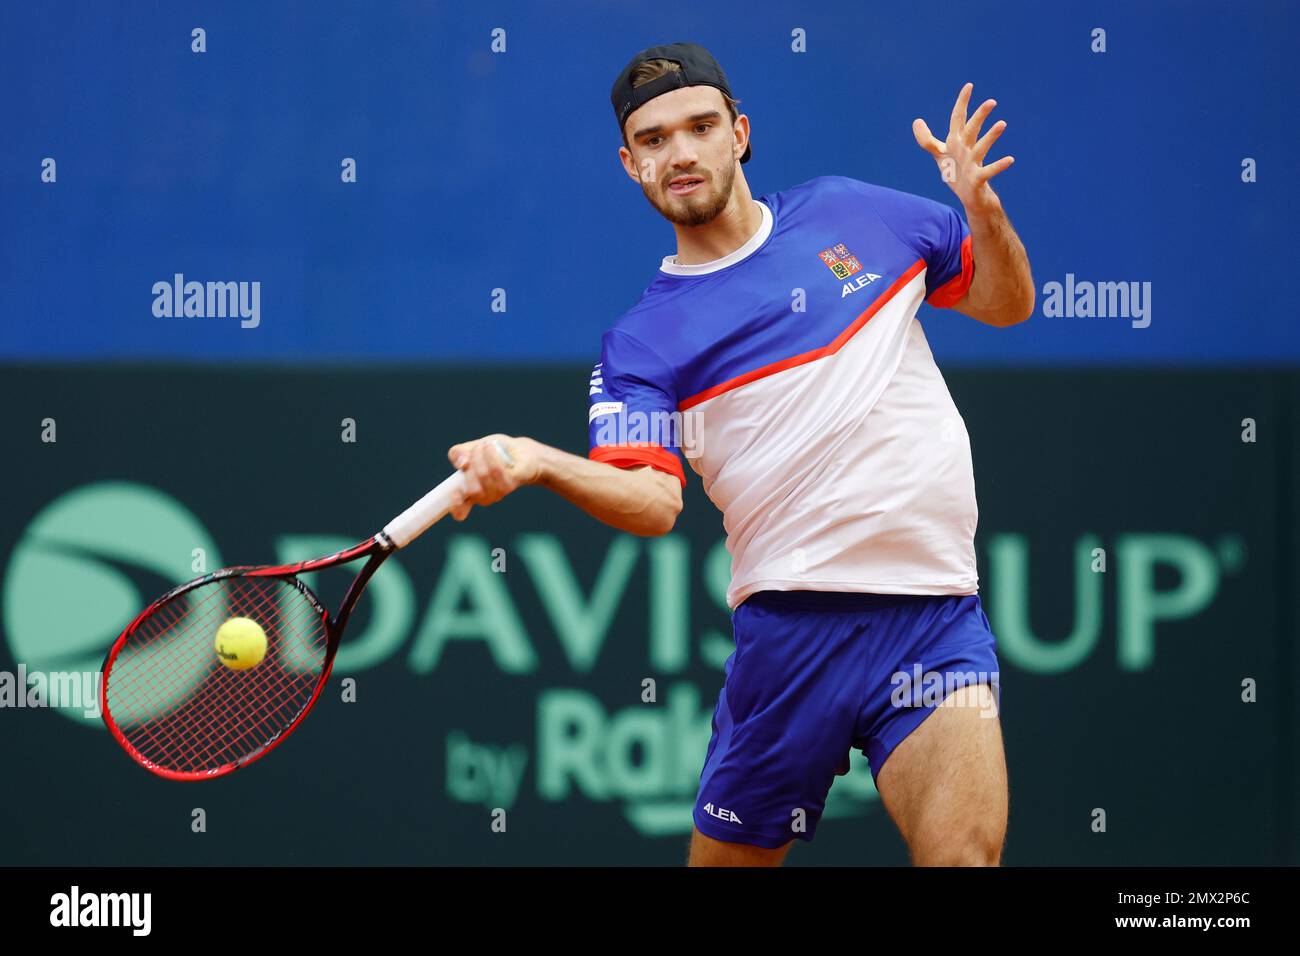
[101,441,512,780]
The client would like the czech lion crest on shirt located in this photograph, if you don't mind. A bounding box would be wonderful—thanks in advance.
[819,241,882,296]
[818,242,864,279]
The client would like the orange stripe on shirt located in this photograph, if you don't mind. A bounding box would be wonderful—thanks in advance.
[677,259,927,411]
[589,443,686,487]
[926,233,974,308]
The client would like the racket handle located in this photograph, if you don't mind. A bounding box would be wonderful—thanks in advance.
[382,440,516,549]
[382,471,465,549]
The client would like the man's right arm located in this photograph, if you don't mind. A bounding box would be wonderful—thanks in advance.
[447,434,683,537]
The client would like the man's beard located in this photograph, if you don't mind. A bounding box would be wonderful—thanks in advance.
[644,162,735,227]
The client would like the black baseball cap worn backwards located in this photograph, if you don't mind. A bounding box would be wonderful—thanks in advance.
[610,41,751,164]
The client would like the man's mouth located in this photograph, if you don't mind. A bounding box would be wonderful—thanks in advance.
[668,176,705,195]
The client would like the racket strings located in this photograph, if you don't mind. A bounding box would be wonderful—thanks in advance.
[105,575,330,775]
[117,579,324,772]
[114,581,312,769]
[117,577,303,725]
[141,579,326,768]
[125,581,317,769]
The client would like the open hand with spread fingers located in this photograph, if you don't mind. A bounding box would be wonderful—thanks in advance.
[913,82,1013,212]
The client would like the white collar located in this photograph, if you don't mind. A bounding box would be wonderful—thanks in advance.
[659,199,772,276]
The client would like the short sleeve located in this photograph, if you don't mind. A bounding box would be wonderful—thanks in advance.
[587,328,686,486]
[851,178,975,309]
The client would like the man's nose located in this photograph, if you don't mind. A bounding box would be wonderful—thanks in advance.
[665,132,701,169]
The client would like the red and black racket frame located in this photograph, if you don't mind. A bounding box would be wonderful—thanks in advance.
[100,531,397,780]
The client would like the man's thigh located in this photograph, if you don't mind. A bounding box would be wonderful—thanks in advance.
[688,827,793,867]
[874,682,1008,866]
[692,593,875,851]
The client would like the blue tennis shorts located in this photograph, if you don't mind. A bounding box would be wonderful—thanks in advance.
[693,589,1000,849]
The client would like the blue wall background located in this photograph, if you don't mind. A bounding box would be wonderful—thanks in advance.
[2,0,1296,365]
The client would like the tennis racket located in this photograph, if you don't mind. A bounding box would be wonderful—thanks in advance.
[101,441,512,780]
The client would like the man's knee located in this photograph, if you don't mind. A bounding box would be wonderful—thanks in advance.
[913,822,1004,867]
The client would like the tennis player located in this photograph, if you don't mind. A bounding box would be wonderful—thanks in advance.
[447,41,1033,866]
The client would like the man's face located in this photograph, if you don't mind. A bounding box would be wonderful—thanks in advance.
[620,86,742,227]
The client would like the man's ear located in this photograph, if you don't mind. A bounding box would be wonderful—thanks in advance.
[618,146,644,184]
[732,113,750,163]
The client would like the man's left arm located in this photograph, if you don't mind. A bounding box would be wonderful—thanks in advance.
[914,82,1035,328]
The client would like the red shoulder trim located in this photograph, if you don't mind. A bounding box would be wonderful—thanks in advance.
[926,233,975,309]
[589,443,686,487]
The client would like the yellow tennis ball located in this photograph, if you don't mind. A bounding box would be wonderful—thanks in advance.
[215,617,267,670]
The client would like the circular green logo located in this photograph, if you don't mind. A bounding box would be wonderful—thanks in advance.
[3,482,220,727]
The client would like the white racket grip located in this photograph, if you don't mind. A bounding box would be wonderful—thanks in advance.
[382,471,466,549]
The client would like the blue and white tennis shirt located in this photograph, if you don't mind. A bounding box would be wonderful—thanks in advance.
[588,175,979,609]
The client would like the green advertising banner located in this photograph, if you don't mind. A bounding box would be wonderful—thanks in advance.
[0,366,1292,865]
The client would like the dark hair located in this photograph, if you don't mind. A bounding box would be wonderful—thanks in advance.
[621,57,742,151]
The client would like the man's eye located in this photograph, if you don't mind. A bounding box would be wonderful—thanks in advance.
[696,124,712,133]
